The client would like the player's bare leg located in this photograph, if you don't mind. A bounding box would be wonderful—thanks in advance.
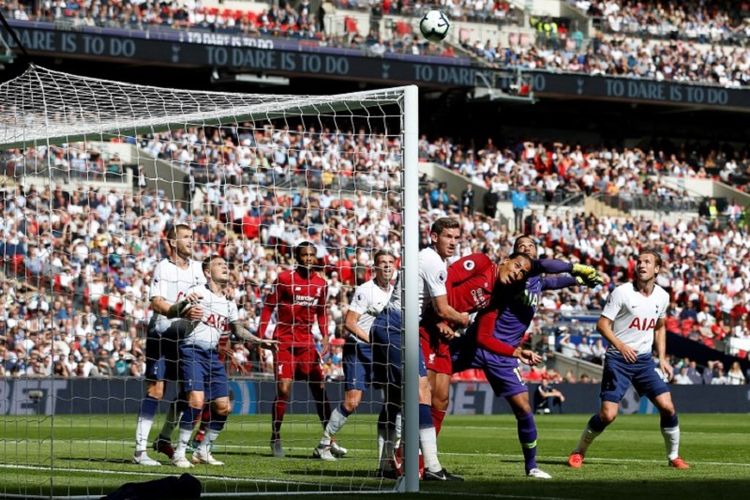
[569,401,618,468]
[315,389,359,461]
[427,371,451,436]
[271,379,292,457]
[652,392,689,469]
[134,380,165,466]
[507,392,550,479]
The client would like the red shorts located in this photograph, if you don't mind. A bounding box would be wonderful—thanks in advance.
[419,325,452,375]
[274,344,324,381]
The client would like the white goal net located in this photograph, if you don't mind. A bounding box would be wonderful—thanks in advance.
[0,65,420,498]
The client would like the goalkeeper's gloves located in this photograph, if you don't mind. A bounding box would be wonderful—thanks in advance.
[575,273,604,288]
[572,263,602,281]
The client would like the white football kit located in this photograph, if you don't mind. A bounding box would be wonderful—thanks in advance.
[148,258,206,335]
[601,282,669,357]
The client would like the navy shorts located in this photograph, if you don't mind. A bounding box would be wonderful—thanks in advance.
[371,308,427,387]
[600,352,670,403]
[343,341,374,392]
[145,333,178,382]
[179,344,229,402]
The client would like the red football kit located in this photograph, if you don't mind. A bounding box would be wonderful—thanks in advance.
[421,253,498,374]
[259,269,328,381]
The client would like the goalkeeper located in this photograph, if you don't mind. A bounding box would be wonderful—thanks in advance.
[446,235,604,479]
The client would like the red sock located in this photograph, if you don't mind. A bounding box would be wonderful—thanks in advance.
[199,405,211,432]
[431,407,447,436]
[272,398,287,439]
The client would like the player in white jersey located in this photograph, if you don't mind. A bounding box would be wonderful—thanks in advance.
[134,223,206,466]
[568,250,689,470]
[170,255,277,468]
[313,250,396,462]
[418,218,472,443]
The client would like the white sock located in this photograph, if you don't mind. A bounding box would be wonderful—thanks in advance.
[158,400,181,441]
[395,412,402,443]
[661,426,680,460]
[377,426,386,466]
[419,427,441,472]
[174,426,192,459]
[320,407,349,446]
[201,428,221,455]
[135,416,153,452]
[574,425,602,455]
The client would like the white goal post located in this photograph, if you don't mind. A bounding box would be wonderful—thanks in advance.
[0,65,419,497]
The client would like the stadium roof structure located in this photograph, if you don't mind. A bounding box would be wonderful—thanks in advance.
[0,64,408,149]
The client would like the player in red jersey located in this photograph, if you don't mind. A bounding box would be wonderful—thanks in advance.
[420,251,533,434]
[259,241,338,458]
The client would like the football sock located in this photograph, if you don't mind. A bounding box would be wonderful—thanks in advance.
[418,404,442,472]
[574,414,607,454]
[175,406,201,458]
[202,413,227,454]
[660,413,680,460]
[517,412,538,473]
[431,407,447,436]
[395,412,402,443]
[271,398,287,441]
[135,396,159,452]
[321,404,351,446]
[311,384,332,429]
[199,405,211,432]
[158,398,185,442]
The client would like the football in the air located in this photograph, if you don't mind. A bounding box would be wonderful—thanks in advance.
[420,10,450,42]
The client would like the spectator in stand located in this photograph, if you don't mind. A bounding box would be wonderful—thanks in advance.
[535,379,566,414]
[726,361,747,385]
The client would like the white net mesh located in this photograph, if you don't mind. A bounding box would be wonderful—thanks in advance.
[0,65,413,498]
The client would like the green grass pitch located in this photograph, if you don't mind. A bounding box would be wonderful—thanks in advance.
[1,413,749,499]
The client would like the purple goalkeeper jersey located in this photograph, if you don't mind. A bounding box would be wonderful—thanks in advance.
[454,259,576,370]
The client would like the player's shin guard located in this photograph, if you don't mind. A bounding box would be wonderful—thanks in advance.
[516,412,538,473]
[271,398,287,440]
[574,414,607,455]
[175,406,201,458]
[321,404,351,446]
[136,396,159,452]
[431,407,447,436]
[202,413,227,454]
[660,413,680,460]
[418,404,441,473]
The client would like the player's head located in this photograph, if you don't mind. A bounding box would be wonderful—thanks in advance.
[636,249,662,283]
[373,250,396,285]
[513,235,537,259]
[496,252,532,285]
[166,223,193,260]
[202,254,229,285]
[295,241,318,269]
[429,217,461,259]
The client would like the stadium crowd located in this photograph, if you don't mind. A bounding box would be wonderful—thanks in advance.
[1,126,749,382]
[5,0,750,87]
[571,0,750,45]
